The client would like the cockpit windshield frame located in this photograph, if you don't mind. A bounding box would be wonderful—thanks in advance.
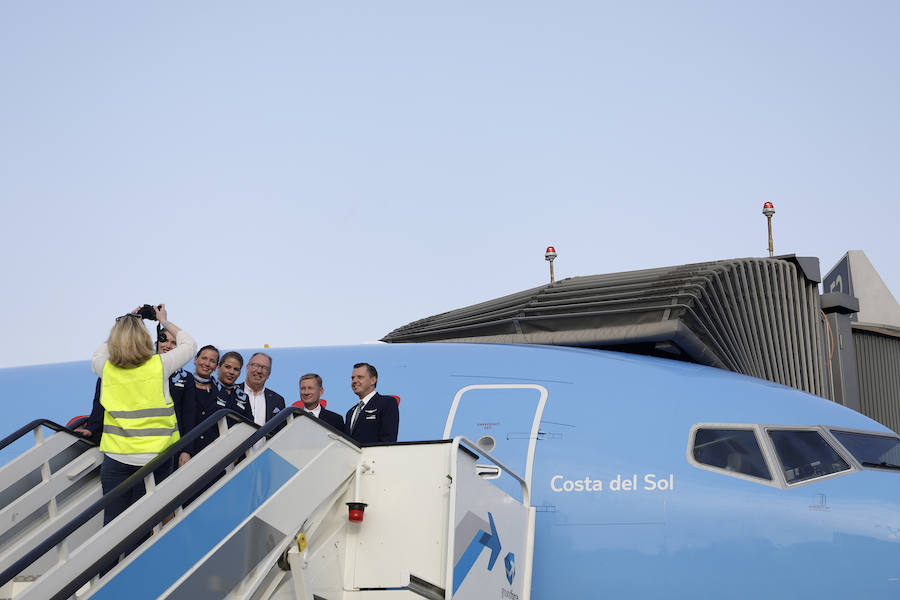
[686,423,888,489]
[826,427,900,472]
[763,425,854,486]
[686,423,781,489]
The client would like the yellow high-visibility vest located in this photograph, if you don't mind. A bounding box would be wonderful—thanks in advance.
[100,355,180,455]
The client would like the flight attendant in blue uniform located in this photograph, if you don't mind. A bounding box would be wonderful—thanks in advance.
[186,350,254,505]
[192,349,254,456]
[214,351,254,421]
[190,344,221,457]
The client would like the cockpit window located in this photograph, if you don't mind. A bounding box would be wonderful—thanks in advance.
[692,428,771,480]
[768,430,850,484]
[831,430,900,470]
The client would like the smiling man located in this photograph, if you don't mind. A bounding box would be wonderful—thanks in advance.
[240,352,285,426]
[345,362,399,443]
[297,373,344,430]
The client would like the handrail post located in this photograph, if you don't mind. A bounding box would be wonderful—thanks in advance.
[445,438,460,599]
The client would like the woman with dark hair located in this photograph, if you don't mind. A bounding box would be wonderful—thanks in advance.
[182,344,219,460]
[90,304,196,524]
[192,350,253,456]
[215,351,253,422]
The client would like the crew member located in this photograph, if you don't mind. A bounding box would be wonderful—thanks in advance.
[344,363,399,443]
[193,349,254,455]
[216,351,253,421]
[296,373,344,430]
[190,344,220,456]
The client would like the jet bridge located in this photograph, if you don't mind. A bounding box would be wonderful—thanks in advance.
[383,255,829,398]
[0,410,534,600]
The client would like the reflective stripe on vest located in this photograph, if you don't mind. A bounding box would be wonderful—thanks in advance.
[100,355,180,455]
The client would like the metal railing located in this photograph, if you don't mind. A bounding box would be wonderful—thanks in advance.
[0,407,304,595]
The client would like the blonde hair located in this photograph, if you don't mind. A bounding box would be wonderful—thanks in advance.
[107,316,155,368]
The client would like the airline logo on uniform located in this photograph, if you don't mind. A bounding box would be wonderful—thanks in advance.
[171,368,188,387]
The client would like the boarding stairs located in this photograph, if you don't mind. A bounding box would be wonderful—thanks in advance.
[0,408,535,600]
[0,420,103,598]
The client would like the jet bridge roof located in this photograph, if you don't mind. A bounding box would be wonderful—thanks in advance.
[383,255,828,397]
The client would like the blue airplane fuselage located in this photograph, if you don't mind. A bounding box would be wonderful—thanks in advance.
[2,342,898,597]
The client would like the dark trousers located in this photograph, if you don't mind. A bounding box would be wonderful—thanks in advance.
[97,455,173,577]
[100,455,173,525]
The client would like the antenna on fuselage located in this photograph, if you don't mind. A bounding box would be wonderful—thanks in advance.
[545,246,557,283]
[762,202,776,257]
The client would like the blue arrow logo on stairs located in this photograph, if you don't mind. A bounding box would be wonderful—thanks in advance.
[453,512,502,594]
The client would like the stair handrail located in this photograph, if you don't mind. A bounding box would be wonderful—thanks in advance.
[450,436,530,505]
[445,436,533,600]
[0,408,343,600]
[0,419,96,454]
[0,407,259,589]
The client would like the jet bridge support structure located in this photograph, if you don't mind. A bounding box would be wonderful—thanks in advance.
[0,411,534,600]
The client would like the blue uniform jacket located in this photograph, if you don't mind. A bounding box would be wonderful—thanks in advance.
[192,378,253,455]
[344,392,399,444]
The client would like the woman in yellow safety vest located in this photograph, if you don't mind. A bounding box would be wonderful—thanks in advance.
[91,304,197,525]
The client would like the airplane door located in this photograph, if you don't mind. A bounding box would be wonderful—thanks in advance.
[443,384,548,500]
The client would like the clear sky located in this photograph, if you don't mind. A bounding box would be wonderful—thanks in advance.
[2,2,898,369]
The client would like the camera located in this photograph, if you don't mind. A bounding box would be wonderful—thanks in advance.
[137,304,159,320]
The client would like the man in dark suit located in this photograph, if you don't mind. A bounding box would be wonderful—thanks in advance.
[295,373,345,431]
[345,362,399,443]
[241,352,285,426]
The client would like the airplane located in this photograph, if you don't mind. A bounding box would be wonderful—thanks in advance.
[1,340,899,598]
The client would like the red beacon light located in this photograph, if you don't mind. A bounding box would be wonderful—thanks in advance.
[762,202,775,217]
[545,246,559,283]
[347,502,368,522]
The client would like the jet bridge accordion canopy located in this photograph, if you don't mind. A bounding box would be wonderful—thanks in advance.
[383,256,828,397]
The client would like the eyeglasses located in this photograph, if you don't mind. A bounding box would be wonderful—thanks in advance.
[116,314,141,322]
[248,363,271,373]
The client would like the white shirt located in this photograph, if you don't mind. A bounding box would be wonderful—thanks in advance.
[244,383,268,427]
[350,390,377,429]
[304,404,322,418]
